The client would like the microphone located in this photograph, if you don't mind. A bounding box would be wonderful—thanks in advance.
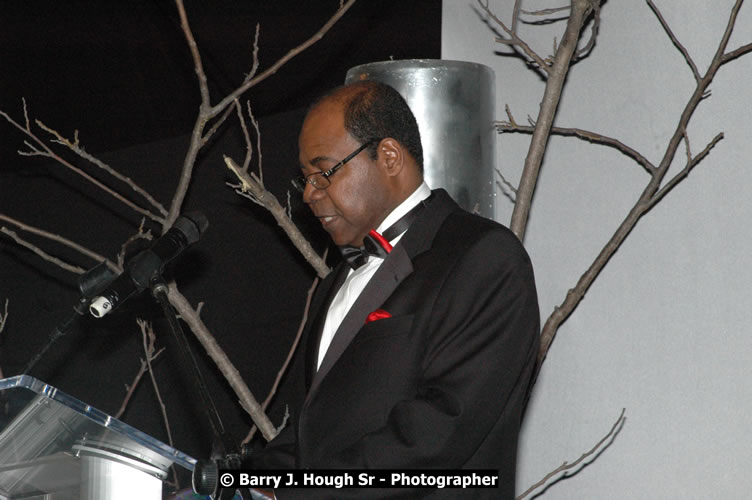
[89,212,208,318]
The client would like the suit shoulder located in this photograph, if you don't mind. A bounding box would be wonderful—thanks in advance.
[436,210,531,265]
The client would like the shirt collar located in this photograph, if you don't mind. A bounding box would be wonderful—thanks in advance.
[375,181,431,242]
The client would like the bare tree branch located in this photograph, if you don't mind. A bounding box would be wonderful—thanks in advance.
[512,0,524,34]
[537,0,748,368]
[573,1,601,61]
[116,219,153,270]
[138,318,179,489]
[646,0,701,83]
[495,168,518,200]
[115,359,149,420]
[225,156,330,278]
[721,42,752,63]
[0,213,118,272]
[648,132,723,210]
[166,282,278,441]
[35,121,168,217]
[235,100,254,172]
[244,274,322,444]
[138,319,174,447]
[166,0,358,228]
[115,321,166,420]
[516,409,626,499]
[0,299,8,379]
[521,6,571,16]
[478,0,551,73]
[1,227,87,275]
[0,104,165,225]
[507,0,599,241]
[496,120,657,175]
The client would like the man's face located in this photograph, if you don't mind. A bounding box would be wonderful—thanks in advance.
[298,100,393,247]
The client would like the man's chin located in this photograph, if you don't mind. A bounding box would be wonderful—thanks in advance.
[330,231,365,248]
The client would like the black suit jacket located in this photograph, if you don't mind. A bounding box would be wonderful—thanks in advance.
[255,189,540,499]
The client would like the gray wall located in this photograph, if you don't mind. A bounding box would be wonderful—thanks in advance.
[443,1,752,498]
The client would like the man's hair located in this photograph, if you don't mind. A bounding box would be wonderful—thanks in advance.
[317,81,424,171]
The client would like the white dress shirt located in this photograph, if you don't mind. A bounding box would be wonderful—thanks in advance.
[316,181,431,369]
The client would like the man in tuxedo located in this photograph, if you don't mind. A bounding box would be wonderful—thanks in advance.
[253,80,540,499]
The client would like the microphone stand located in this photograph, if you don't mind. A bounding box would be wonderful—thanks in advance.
[23,262,116,375]
[149,277,246,500]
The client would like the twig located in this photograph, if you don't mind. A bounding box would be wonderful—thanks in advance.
[495,168,518,202]
[166,0,358,228]
[573,1,601,61]
[648,132,723,210]
[225,156,330,278]
[0,104,165,225]
[116,220,153,270]
[1,227,87,275]
[115,324,166,420]
[0,299,8,379]
[516,409,626,499]
[512,0,523,34]
[207,0,358,120]
[235,100,254,172]
[243,274,322,444]
[35,120,168,217]
[138,320,173,445]
[115,358,148,420]
[478,0,551,73]
[496,121,657,175]
[0,213,118,272]
[247,100,263,182]
[521,6,571,16]
[646,0,700,83]
[137,319,178,489]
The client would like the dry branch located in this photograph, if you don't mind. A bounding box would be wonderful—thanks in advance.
[509,0,598,242]
[0,299,8,379]
[0,213,118,272]
[0,105,165,225]
[166,0,358,228]
[226,156,330,278]
[496,121,657,175]
[516,409,626,499]
[536,0,750,368]
[243,274,322,444]
[165,282,278,441]
[479,0,551,73]
[115,320,166,420]
[1,227,87,275]
[481,0,600,242]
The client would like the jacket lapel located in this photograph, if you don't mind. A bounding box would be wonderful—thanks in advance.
[304,263,349,391]
[305,189,459,401]
[308,244,414,398]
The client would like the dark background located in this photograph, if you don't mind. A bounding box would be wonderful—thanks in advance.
[0,0,441,491]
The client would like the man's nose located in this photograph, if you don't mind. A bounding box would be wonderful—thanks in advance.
[302,183,324,204]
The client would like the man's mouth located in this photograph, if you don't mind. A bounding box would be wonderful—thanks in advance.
[318,215,336,227]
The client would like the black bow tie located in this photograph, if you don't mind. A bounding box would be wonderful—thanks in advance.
[339,197,429,270]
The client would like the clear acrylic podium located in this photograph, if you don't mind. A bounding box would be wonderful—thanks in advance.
[0,375,197,499]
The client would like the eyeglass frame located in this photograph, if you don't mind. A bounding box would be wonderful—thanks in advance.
[292,138,380,193]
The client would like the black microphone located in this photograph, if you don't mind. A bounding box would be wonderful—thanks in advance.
[89,212,208,318]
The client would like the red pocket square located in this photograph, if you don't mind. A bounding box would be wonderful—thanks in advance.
[366,309,391,323]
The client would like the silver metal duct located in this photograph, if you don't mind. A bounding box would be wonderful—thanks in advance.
[345,59,496,219]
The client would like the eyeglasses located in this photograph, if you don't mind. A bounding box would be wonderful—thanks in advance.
[292,139,379,193]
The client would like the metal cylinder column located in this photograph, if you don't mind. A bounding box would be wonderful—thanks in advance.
[346,59,497,219]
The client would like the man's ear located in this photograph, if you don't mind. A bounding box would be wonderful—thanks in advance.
[378,138,404,177]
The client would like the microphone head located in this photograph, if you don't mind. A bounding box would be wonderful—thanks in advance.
[173,211,209,245]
